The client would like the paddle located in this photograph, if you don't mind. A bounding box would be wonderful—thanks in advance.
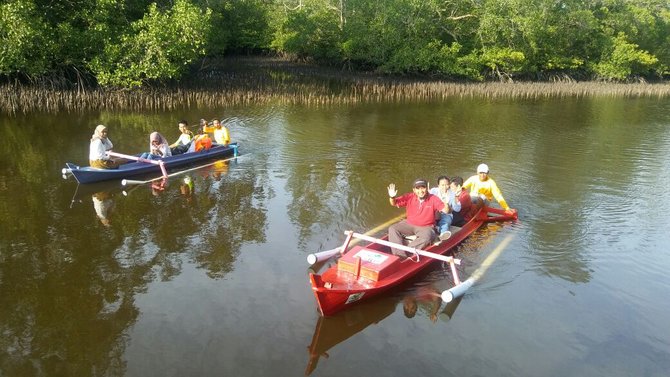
[307,213,406,265]
[441,234,514,302]
[121,153,244,186]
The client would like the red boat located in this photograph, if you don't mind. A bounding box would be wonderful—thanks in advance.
[308,206,518,316]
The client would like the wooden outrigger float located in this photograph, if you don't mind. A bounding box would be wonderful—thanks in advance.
[308,206,518,316]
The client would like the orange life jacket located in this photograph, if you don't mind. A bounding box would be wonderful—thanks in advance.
[194,134,212,152]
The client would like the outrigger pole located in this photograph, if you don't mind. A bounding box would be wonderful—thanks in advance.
[307,213,405,265]
[441,234,514,302]
[312,231,463,287]
[121,152,242,186]
[347,232,461,266]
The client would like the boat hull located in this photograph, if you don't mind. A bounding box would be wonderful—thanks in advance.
[309,206,517,316]
[66,143,237,184]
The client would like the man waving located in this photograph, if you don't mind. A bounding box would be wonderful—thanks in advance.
[387,178,446,258]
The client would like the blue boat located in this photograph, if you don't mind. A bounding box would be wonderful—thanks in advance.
[65,143,238,184]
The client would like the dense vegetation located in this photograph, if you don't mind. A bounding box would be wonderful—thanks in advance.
[1,0,669,88]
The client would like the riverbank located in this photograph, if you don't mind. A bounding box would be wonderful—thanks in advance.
[2,56,670,115]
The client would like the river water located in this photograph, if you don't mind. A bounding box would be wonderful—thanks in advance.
[1,96,670,376]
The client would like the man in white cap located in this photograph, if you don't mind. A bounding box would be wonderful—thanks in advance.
[463,163,511,211]
[386,178,446,257]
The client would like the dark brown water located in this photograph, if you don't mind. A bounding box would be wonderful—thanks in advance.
[1,97,670,376]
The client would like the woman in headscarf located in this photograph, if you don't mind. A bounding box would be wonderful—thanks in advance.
[89,125,122,169]
[140,132,172,160]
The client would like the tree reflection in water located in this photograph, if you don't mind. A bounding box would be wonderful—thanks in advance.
[0,165,267,375]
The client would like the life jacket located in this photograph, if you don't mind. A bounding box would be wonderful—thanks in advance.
[194,134,212,152]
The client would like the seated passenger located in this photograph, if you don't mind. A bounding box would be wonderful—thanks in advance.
[140,132,172,160]
[212,118,230,146]
[89,124,123,169]
[201,118,214,134]
[463,163,511,212]
[387,179,446,258]
[450,176,473,226]
[428,175,461,241]
[170,120,193,155]
[188,133,213,153]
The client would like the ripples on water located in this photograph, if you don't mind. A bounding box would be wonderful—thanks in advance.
[3,97,670,376]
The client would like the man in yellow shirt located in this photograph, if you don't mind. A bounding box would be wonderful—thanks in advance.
[463,163,511,212]
[212,118,230,146]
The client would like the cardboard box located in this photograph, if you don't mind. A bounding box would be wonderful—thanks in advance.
[338,246,401,281]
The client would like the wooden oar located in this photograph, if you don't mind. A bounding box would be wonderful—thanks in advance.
[121,154,243,186]
[307,213,406,265]
[441,234,514,302]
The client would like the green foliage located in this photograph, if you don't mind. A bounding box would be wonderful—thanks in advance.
[0,0,51,76]
[592,32,659,80]
[90,0,212,88]
[479,48,527,80]
[271,1,342,61]
[220,0,272,53]
[1,0,670,85]
[339,0,468,75]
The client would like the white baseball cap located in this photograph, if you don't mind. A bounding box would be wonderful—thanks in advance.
[477,163,489,173]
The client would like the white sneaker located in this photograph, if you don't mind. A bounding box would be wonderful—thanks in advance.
[439,231,452,241]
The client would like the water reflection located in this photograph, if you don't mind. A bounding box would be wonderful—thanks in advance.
[179,176,194,202]
[402,286,442,322]
[0,159,265,375]
[305,298,397,375]
[305,286,464,375]
[92,191,115,227]
[2,97,670,376]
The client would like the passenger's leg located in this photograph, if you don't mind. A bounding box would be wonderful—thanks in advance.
[439,214,454,240]
[436,212,450,235]
[452,211,464,227]
[408,225,437,251]
[388,220,413,257]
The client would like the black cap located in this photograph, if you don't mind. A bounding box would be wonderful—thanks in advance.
[413,179,427,188]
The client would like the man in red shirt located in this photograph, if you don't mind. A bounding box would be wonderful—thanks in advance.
[387,178,446,257]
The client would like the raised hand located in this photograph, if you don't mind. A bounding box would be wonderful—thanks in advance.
[387,183,397,198]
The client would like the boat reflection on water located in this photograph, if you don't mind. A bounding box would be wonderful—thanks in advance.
[305,292,463,375]
[180,176,194,202]
[92,190,115,226]
[400,278,464,322]
[69,180,141,226]
[305,297,397,375]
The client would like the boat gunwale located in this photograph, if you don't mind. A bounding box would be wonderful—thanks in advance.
[309,206,516,316]
[66,142,237,184]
